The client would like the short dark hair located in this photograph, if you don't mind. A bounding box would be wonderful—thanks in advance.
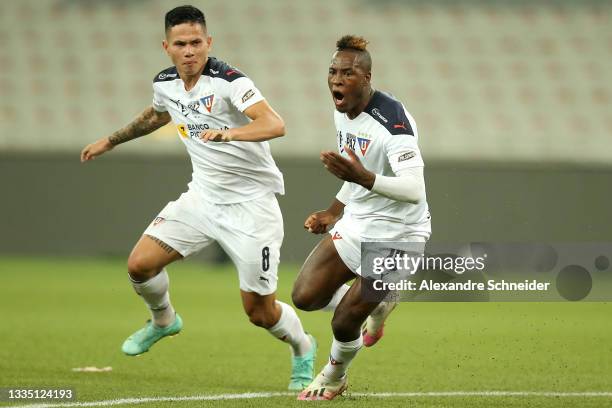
[336,35,372,72]
[336,35,369,52]
[165,5,206,32]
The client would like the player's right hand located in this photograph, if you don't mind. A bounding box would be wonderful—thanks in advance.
[80,138,114,162]
[304,210,338,234]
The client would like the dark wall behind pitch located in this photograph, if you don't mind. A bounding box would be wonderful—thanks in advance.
[1,153,610,263]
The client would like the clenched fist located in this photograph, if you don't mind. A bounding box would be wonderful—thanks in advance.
[304,210,340,234]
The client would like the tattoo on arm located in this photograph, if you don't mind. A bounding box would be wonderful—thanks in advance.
[108,107,171,146]
[146,235,176,254]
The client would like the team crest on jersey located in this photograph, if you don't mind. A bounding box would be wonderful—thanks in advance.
[332,231,342,240]
[200,94,214,112]
[357,137,371,156]
[340,132,372,156]
[177,124,188,138]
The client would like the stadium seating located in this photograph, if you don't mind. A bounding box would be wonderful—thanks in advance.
[0,0,610,163]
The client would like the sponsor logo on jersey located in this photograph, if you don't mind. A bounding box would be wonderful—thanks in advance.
[200,94,214,113]
[177,124,188,138]
[332,231,342,240]
[345,132,358,153]
[371,108,388,123]
[357,137,371,156]
[393,122,408,130]
[158,72,177,80]
[226,69,238,76]
[180,123,230,140]
[242,89,255,104]
[171,98,201,117]
[398,151,416,162]
[153,217,165,226]
[210,69,219,74]
[259,276,270,283]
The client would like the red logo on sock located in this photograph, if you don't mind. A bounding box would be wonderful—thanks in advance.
[330,356,343,365]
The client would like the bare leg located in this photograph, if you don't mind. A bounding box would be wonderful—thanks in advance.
[127,234,182,281]
[126,234,182,327]
[332,277,382,342]
[292,235,355,311]
[240,290,312,356]
[240,290,281,329]
[121,234,184,356]
[297,277,385,400]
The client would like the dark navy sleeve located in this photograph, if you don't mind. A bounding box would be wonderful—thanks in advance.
[364,91,415,136]
[203,57,246,82]
[153,66,179,83]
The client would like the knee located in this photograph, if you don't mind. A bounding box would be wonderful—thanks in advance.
[292,286,321,312]
[127,252,160,281]
[245,306,277,329]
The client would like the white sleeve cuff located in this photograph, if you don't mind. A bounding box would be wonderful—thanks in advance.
[371,167,425,203]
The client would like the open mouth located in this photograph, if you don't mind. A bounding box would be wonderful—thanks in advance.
[332,90,345,106]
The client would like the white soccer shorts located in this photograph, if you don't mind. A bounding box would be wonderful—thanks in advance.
[143,190,283,295]
[330,215,427,276]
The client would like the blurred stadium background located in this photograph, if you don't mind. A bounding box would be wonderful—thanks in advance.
[1,0,610,260]
[2,1,612,406]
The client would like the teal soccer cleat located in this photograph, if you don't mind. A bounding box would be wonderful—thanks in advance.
[288,334,317,391]
[121,313,183,356]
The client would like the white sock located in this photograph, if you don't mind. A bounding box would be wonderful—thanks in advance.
[321,284,350,312]
[322,336,363,380]
[268,301,311,356]
[130,269,176,328]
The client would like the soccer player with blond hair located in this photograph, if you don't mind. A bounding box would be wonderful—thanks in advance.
[293,35,431,400]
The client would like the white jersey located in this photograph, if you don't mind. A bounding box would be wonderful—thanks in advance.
[334,90,431,240]
[152,57,284,204]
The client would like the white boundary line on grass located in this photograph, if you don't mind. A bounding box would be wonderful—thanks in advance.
[5,391,612,408]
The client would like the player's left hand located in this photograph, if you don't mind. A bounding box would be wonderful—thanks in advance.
[321,146,375,189]
[200,129,233,143]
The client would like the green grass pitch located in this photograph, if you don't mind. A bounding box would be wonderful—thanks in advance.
[1,256,611,407]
